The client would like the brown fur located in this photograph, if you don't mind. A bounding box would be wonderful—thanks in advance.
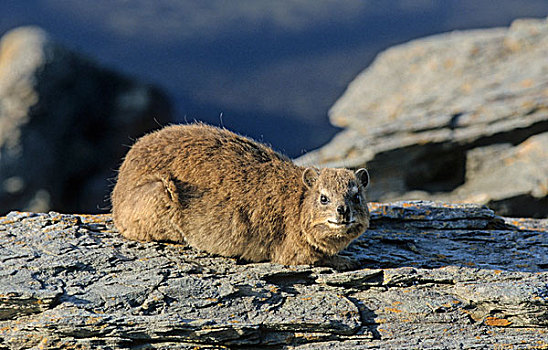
[111,123,370,266]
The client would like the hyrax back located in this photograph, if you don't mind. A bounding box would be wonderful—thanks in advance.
[112,123,370,265]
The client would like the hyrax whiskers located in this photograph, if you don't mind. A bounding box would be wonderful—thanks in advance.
[111,123,370,267]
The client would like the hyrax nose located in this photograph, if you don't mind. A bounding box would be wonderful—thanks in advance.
[337,205,348,215]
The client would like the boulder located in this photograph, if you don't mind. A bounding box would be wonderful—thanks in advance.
[0,201,547,349]
[297,17,548,217]
[0,26,172,214]
[450,132,548,217]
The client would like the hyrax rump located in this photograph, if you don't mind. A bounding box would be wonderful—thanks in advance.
[112,124,370,266]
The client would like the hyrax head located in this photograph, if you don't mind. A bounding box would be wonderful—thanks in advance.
[301,167,370,255]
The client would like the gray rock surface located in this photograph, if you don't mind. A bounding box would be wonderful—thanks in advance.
[0,26,172,214]
[1,201,547,349]
[297,17,548,218]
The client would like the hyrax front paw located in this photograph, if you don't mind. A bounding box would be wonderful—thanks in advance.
[316,255,360,271]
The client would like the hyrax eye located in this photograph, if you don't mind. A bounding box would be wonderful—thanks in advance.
[353,193,361,203]
[320,194,330,204]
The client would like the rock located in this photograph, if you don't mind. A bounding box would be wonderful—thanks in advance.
[0,26,172,214]
[296,17,548,218]
[450,132,548,217]
[0,201,547,349]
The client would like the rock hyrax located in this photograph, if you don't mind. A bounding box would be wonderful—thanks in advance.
[112,123,370,266]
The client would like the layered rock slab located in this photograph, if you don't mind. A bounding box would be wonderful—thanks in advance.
[297,17,548,217]
[0,202,547,349]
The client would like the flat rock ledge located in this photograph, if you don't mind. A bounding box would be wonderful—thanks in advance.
[0,202,547,349]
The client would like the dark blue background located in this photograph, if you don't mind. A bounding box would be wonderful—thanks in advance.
[2,1,547,156]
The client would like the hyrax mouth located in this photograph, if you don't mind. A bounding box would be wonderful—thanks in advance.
[327,220,356,227]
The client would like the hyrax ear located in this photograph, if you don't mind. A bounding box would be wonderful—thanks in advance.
[302,167,320,189]
[355,168,370,189]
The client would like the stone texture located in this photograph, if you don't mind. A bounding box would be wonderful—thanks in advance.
[0,26,172,215]
[296,17,548,218]
[1,201,547,349]
[450,132,548,217]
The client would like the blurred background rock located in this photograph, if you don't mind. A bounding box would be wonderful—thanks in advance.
[0,2,547,216]
[297,16,548,218]
[0,27,172,213]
